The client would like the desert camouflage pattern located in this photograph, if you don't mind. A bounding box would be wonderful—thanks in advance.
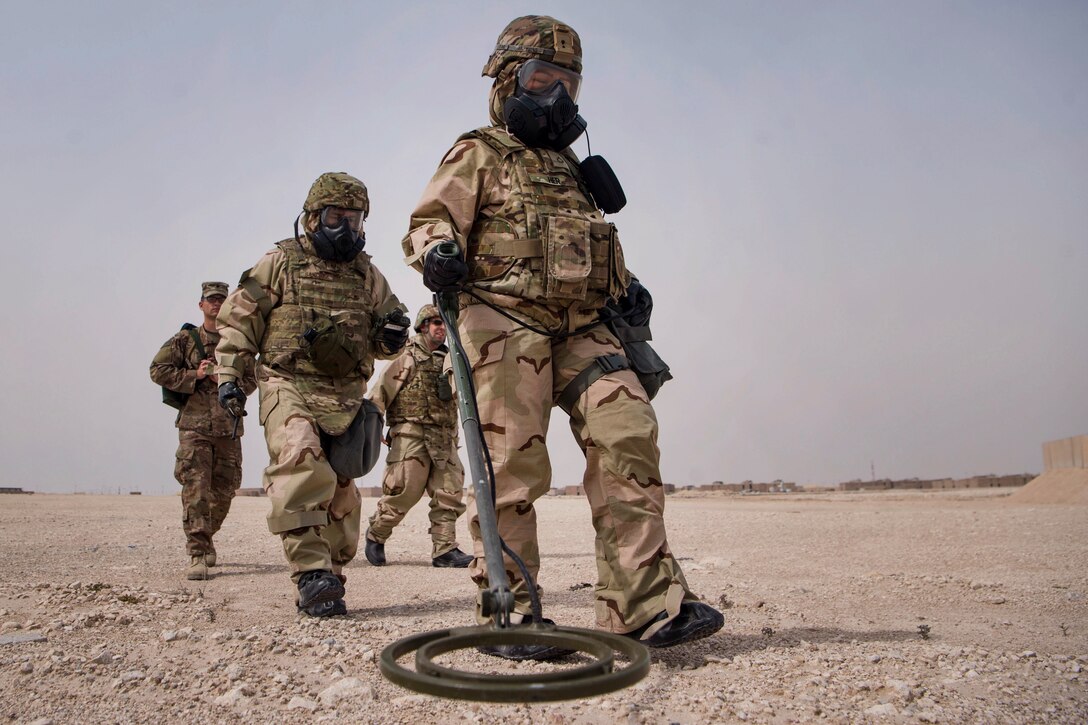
[403,125,694,632]
[303,171,370,216]
[366,432,466,557]
[216,235,404,436]
[150,325,257,436]
[381,336,457,432]
[482,15,582,78]
[366,335,465,555]
[453,304,693,632]
[201,281,229,298]
[215,225,403,582]
[151,325,257,556]
[403,127,630,334]
[414,303,440,331]
[483,15,581,126]
[174,430,241,556]
[258,376,361,580]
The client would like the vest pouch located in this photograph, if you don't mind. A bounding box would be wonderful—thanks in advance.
[301,315,360,377]
[543,214,591,300]
[321,399,384,479]
[606,226,631,300]
[436,372,454,402]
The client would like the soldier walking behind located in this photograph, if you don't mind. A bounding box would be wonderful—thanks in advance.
[364,305,474,569]
[150,281,257,580]
[403,16,724,658]
[214,172,410,617]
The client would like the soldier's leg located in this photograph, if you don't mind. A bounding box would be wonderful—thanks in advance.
[458,305,553,621]
[555,331,693,636]
[325,477,362,580]
[259,380,338,582]
[175,430,215,556]
[426,448,466,557]
[207,436,243,547]
[367,434,429,544]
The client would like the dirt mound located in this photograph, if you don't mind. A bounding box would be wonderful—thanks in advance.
[1008,468,1088,505]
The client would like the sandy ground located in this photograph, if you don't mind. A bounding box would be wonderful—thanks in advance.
[0,488,1085,724]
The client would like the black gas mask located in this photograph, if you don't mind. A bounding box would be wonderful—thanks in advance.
[502,60,587,151]
[309,206,366,262]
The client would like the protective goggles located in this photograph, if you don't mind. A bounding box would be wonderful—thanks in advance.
[320,206,366,232]
[517,59,581,102]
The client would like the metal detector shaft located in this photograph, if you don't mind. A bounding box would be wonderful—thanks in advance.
[434,243,514,624]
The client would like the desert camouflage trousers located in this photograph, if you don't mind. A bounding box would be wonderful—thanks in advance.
[457,303,693,634]
[174,430,241,556]
[367,426,466,557]
[258,376,362,582]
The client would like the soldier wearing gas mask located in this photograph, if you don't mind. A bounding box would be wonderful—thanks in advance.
[363,304,473,570]
[216,172,410,617]
[402,16,723,658]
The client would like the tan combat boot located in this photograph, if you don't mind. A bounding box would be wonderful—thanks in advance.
[185,555,210,581]
[205,551,217,567]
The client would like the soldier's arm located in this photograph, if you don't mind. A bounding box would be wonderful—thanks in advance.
[238,354,259,396]
[401,139,501,271]
[366,264,409,361]
[215,250,285,384]
[149,334,197,393]
[365,351,414,415]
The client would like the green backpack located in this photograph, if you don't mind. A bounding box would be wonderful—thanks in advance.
[162,323,207,410]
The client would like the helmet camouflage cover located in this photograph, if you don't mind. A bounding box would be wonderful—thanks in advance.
[414,304,440,331]
[303,172,370,217]
[482,15,582,78]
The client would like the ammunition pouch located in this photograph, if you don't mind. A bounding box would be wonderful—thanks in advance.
[301,316,361,377]
[436,374,454,402]
[321,399,384,479]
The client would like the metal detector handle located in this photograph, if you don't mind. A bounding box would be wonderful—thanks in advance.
[434,243,515,624]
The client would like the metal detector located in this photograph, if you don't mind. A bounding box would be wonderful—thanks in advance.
[379,242,650,701]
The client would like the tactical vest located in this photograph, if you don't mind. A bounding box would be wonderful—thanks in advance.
[261,238,374,378]
[461,127,629,309]
[387,338,456,428]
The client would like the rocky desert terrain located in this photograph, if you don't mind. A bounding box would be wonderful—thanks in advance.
[0,488,1085,723]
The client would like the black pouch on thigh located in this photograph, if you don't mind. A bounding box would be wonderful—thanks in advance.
[320,399,384,479]
[602,309,672,400]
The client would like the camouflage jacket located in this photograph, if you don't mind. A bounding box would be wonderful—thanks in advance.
[214,235,405,436]
[402,126,631,334]
[150,324,257,436]
[367,334,458,467]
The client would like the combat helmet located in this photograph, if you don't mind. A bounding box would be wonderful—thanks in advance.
[414,304,440,332]
[482,15,582,78]
[303,172,370,218]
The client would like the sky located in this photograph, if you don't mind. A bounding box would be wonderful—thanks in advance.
[1,1,1085,494]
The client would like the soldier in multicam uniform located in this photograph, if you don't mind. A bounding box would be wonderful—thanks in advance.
[363,305,474,569]
[150,281,258,580]
[404,16,724,657]
[214,172,410,617]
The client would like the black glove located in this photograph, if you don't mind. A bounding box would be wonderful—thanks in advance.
[377,310,410,354]
[613,278,653,327]
[422,244,469,292]
[217,381,246,417]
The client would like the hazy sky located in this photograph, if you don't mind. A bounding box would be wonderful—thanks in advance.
[1,1,1084,494]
